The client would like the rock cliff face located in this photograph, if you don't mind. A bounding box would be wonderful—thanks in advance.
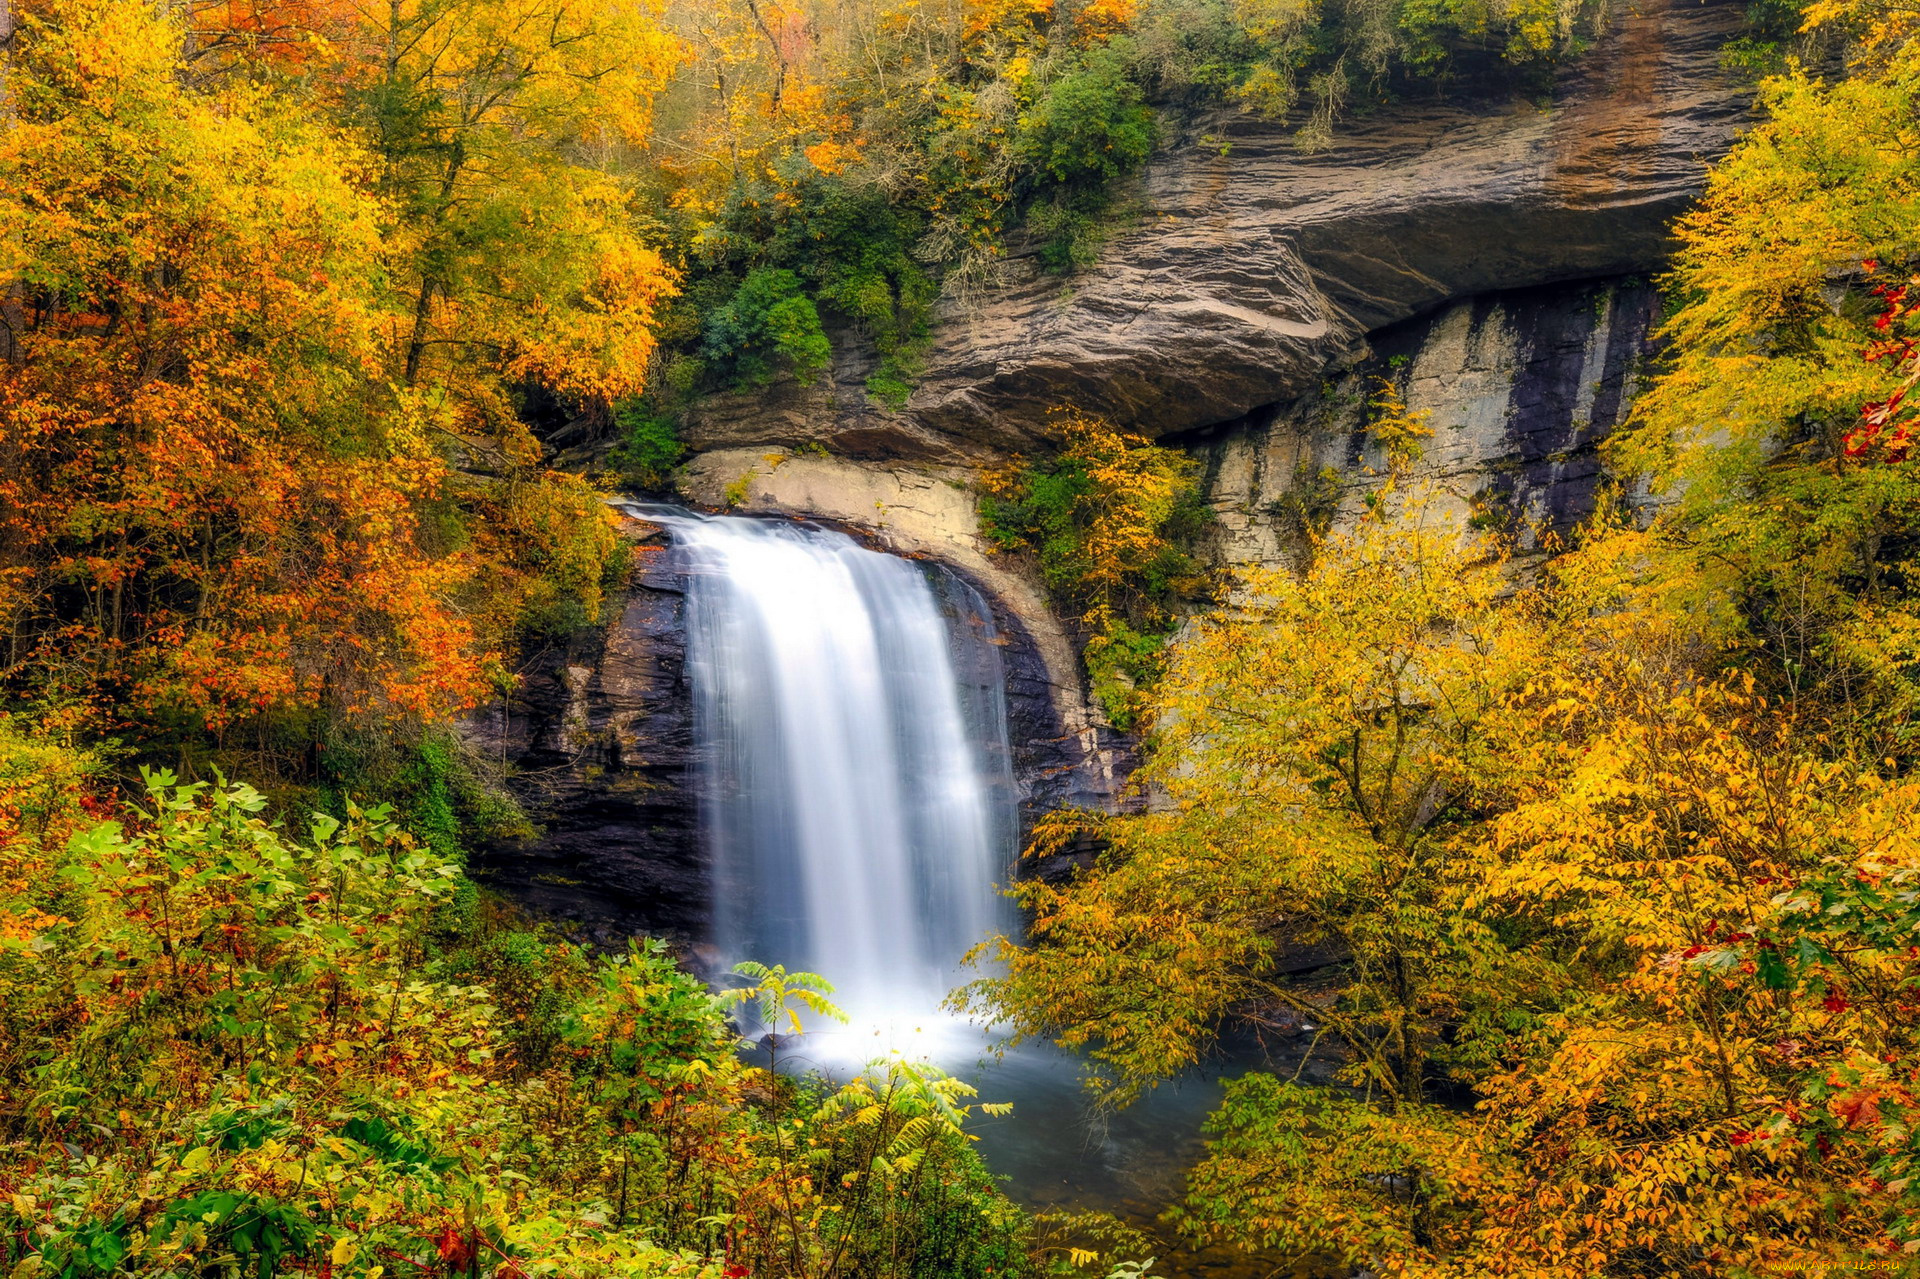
[674,454,1132,819]
[475,4,1750,937]
[684,0,1746,462]
[1193,275,1666,569]
[465,529,705,942]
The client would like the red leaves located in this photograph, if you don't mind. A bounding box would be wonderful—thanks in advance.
[1848,268,1920,461]
[1729,1130,1759,1146]
[433,1225,474,1269]
[1833,1089,1885,1132]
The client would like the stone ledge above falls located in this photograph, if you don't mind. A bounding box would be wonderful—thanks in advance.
[683,0,1749,462]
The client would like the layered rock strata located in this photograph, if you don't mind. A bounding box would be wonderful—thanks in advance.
[684,0,1746,461]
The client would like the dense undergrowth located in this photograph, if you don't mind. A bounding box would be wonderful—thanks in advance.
[0,739,1098,1279]
[977,414,1212,729]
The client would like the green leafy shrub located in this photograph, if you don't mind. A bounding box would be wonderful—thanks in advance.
[316,726,529,863]
[609,399,686,490]
[766,180,938,406]
[1018,49,1157,188]
[0,770,1045,1279]
[1028,197,1110,274]
[701,267,833,389]
[980,412,1212,729]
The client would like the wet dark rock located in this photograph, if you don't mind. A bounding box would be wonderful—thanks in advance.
[939,560,1136,829]
[464,536,704,944]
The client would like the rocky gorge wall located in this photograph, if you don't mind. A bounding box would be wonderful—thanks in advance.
[470,0,1753,937]
[680,0,1746,463]
[1192,275,1666,570]
[463,528,702,943]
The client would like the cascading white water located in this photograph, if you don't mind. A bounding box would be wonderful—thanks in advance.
[638,508,1015,1046]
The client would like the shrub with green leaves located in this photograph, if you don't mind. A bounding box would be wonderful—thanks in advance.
[0,767,1051,1279]
[766,181,938,407]
[312,726,530,864]
[1016,49,1157,188]
[609,399,687,491]
[979,413,1212,729]
[701,267,834,390]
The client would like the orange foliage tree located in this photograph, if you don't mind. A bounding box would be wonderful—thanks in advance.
[0,0,677,745]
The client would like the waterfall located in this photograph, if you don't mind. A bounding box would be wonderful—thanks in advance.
[638,508,1015,1043]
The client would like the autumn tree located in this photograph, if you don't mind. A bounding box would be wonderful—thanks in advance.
[961,495,1552,1097]
[971,491,1920,1273]
[1612,7,1920,759]
[1171,663,1920,1275]
[321,0,680,410]
[0,0,488,735]
[0,0,678,754]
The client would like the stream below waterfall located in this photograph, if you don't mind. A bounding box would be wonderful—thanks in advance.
[630,506,1322,1278]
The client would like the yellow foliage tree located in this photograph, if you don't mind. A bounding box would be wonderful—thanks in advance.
[977,411,1209,728]
[0,0,675,741]
[974,500,1920,1275]
[963,495,1552,1101]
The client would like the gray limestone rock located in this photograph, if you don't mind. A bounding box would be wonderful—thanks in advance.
[909,0,1746,449]
[686,0,1746,460]
[1191,276,1666,570]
